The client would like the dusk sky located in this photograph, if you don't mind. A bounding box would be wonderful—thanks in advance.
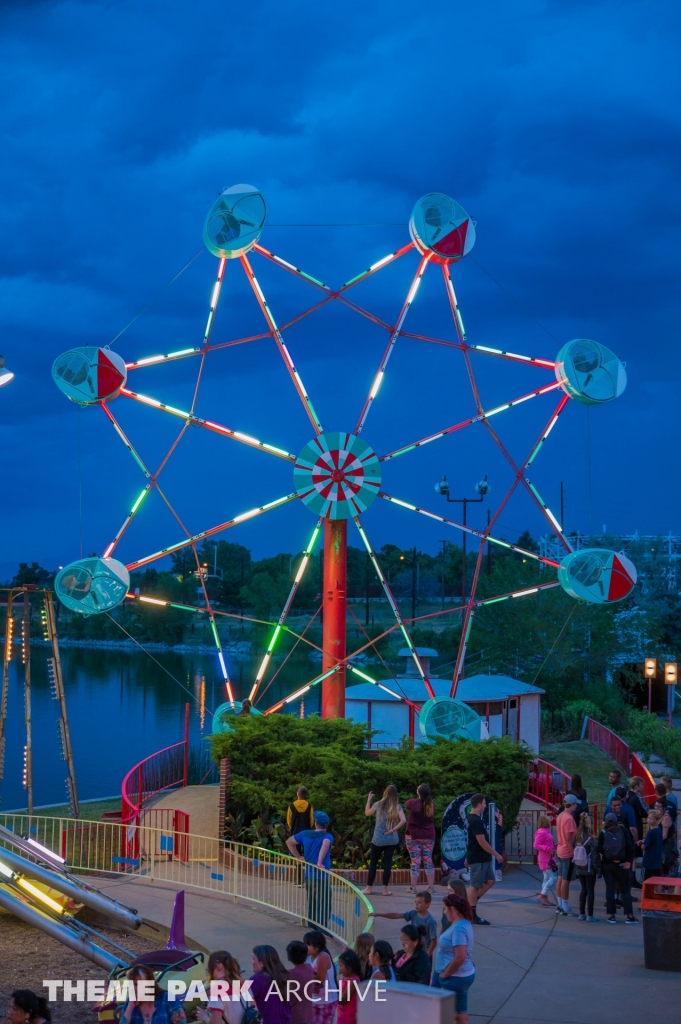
[1,1,679,579]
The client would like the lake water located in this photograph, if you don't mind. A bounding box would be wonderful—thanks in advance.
[1,644,322,811]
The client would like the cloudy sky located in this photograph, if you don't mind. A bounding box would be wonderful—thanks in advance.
[1,0,678,577]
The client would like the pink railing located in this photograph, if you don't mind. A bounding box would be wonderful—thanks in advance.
[584,717,656,800]
[121,704,190,824]
[526,757,571,810]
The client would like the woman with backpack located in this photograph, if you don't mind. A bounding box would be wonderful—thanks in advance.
[597,812,637,924]
[573,812,599,921]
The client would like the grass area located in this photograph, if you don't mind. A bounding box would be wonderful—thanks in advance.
[2,797,121,821]
[539,740,621,805]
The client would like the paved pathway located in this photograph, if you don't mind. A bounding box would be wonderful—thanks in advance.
[94,855,680,1023]
[369,864,680,1024]
[146,785,220,838]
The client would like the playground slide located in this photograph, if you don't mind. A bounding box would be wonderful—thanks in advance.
[0,824,142,930]
[0,884,124,970]
[0,824,144,970]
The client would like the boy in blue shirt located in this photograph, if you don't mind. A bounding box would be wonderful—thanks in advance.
[287,810,333,928]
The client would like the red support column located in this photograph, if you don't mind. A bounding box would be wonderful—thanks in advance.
[322,518,346,719]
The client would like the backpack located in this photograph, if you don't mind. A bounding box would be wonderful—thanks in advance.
[239,994,262,1024]
[602,826,626,862]
[573,843,589,868]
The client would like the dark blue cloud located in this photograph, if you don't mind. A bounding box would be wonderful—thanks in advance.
[1,0,679,576]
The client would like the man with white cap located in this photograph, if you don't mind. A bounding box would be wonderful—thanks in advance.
[555,794,580,916]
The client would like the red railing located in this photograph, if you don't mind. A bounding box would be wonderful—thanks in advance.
[121,704,190,824]
[584,717,656,800]
[631,751,657,801]
[585,718,630,773]
[526,757,571,810]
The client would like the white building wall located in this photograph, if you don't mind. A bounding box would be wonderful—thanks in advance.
[519,694,540,753]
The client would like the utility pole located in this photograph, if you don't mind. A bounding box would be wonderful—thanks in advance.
[487,510,492,576]
[439,540,448,608]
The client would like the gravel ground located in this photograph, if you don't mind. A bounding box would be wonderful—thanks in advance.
[0,915,162,1024]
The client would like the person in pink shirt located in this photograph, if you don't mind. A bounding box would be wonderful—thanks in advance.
[555,795,579,916]
[533,815,557,906]
[336,950,363,1024]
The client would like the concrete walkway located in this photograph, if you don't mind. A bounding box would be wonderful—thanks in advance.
[95,875,317,967]
[92,848,681,1022]
[370,864,680,1024]
[146,785,220,839]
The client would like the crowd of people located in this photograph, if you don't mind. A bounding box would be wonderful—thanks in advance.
[6,773,678,1024]
[533,770,679,923]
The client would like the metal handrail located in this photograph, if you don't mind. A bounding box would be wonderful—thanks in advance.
[121,741,186,823]
[526,757,571,810]
[0,813,374,949]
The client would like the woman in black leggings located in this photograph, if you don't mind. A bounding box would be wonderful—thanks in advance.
[362,786,405,896]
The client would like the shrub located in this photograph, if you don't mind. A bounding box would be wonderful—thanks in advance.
[208,716,529,866]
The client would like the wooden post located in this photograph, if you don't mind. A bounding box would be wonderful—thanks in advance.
[218,757,230,839]
[45,592,79,817]
[23,591,32,815]
[0,590,13,789]
[183,702,189,787]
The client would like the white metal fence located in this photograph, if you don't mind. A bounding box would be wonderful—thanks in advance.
[0,814,373,948]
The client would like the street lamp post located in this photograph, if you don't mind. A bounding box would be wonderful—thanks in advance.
[644,658,657,714]
[665,662,677,728]
[399,546,419,623]
[435,475,489,604]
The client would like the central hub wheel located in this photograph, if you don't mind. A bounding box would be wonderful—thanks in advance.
[294,432,381,519]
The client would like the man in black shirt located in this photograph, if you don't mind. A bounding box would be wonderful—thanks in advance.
[465,793,503,926]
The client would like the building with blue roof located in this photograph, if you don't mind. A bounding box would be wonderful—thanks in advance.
[346,649,544,752]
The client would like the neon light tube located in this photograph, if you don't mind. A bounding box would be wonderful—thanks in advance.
[210,619,220,646]
[18,878,64,913]
[407,275,422,304]
[285,685,311,703]
[27,838,65,864]
[170,603,197,612]
[369,372,383,399]
[370,254,393,271]
[378,683,400,696]
[482,596,509,605]
[512,588,539,598]
[218,652,228,679]
[349,666,375,683]
[0,860,13,878]
[262,443,292,457]
[103,543,115,558]
[484,404,510,417]
[506,352,531,361]
[130,489,148,514]
[476,345,502,355]
[140,596,167,606]
[294,556,309,584]
[234,431,260,444]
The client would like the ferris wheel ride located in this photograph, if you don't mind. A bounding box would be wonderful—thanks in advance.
[51,184,636,723]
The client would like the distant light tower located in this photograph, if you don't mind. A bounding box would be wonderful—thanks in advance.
[435,475,490,603]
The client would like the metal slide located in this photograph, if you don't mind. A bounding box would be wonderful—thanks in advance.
[0,824,142,970]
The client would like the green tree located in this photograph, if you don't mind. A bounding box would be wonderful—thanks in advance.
[11,562,55,587]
